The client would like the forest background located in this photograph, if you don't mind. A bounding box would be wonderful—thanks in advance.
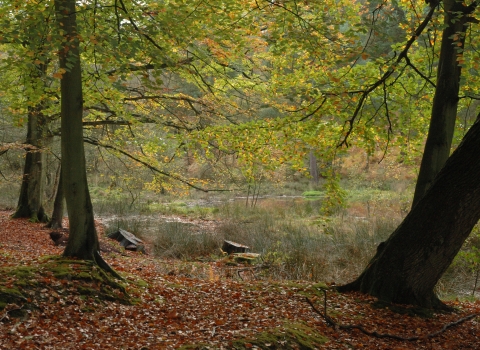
[1,0,480,332]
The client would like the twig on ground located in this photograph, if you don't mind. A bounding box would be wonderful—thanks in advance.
[0,304,24,323]
[236,264,270,281]
[306,291,479,341]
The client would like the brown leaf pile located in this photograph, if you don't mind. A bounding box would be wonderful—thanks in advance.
[0,210,479,349]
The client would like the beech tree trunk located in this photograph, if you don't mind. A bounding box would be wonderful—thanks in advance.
[339,116,480,309]
[46,167,64,229]
[13,15,51,223]
[412,0,474,207]
[13,107,48,222]
[55,0,113,273]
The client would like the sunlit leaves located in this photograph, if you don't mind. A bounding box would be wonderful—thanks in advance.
[1,0,479,198]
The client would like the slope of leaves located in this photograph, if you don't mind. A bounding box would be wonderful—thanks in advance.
[0,210,479,349]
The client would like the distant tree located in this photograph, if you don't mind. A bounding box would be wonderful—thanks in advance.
[46,166,64,229]
[13,103,49,222]
[309,151,319,185]
[8,4,54,223]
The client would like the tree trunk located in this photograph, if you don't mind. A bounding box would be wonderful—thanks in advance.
[412,0,473,207]
[12,15,51,223]
[55,0,114,273]
[339,116,480,309]
[46,166,64,229]
[309,151,319,184]
[13,107,48,222]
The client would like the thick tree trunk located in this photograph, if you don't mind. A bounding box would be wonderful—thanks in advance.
[13,107,48,222]
[339,116,480,309]
[55,0,114,274]
[46,167,64,229]
[412,1,473,207]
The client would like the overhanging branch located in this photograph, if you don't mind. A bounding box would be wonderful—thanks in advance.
[83,120,132,127]
[83,137,226,192]
[339,4,438,147]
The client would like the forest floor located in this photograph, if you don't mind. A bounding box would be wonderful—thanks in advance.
[0,210,479,349]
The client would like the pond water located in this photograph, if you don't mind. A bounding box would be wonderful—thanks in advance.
[96,195,324,237]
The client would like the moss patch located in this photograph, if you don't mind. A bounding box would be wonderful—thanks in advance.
[0,285,27,309]
[233,321,328,349]
[181,321,328,350]
[0,256,136,312]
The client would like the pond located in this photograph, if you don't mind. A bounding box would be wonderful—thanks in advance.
[97,195,323,229]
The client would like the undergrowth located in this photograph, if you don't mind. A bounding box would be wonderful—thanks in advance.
[94,178,480,300]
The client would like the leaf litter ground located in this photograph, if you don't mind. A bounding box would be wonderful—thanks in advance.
[0,210,479,349]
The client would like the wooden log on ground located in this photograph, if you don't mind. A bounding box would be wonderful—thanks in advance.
[222,240,250,255]
[107,228,145,253]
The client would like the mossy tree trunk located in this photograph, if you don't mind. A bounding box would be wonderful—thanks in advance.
[412,0,477,207]
[339,117,480,309]
[55,0,114,273]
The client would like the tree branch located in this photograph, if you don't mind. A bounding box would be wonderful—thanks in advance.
[298,97,327,122]
[123,92,206,105]
[83,137,227,192]
[405,55,436,88]
[83,120,132,127]
[116,0,169,56]
[339,4,438,147]
[105,59,193,76]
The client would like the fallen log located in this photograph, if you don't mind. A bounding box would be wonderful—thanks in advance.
[222,240,250,255]
[107,228,145,253]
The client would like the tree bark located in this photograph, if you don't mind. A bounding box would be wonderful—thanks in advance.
[412,0,474,207]
[55,0,115,274]
[12,14,52,223]
[46,166,64,229]
[13,106,48,222]
[309,151,319,184]
[339,116,480,309]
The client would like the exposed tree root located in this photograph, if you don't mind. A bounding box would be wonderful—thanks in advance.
[94,251,123,280]
[337,275,453,311]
